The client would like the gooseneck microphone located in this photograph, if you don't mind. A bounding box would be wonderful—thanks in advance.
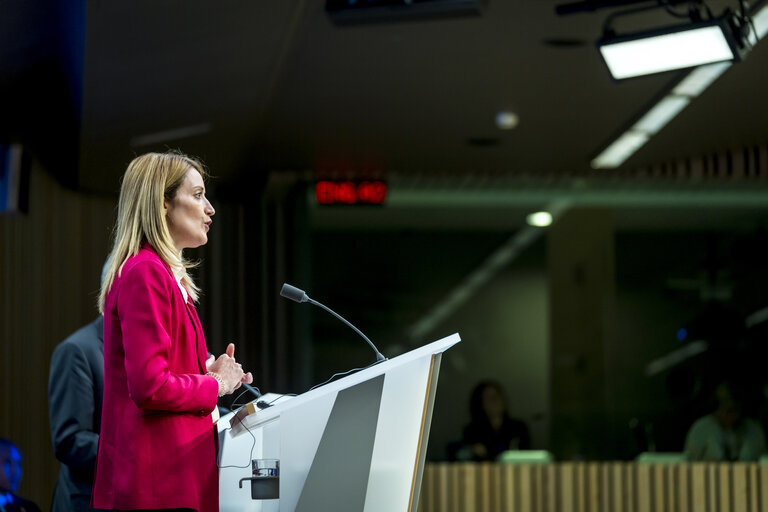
[280,283,387,362]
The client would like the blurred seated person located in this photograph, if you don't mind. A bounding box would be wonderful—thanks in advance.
[0,438,41,512]
[459,380,530,461]
[684,381,766,461]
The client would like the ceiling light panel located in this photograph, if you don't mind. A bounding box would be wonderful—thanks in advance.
[591,131,650,169]
[752,5,768,40]
[632,95,691,134]
[599,24,736,79]
[672,61,732,97]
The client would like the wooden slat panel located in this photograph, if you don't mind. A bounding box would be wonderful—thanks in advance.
[719,152,730,178]
[732,463,748,512]
[427,463,438,512]
[612,462,625,512]
[760,145,768,176]
[628,462,638,512]
[432,464,442,512]
[519,465,533,512]
[678,464,691,512]
[438,463,452,512]
[426,463,438,512]
[667,464,678,512]
[449,462,462,512]
[501,464,515,512]
[431,463,441,512]
[420,464,431,512]
[732,149,745,178]
[654,464,666,512]
[747,464,758,512]
[637,463,652,512]
[561,463,576,512]
[418,462,762,512]
[599,463,611,512]
[760,464,768,512]
[533,464,545,511]
[511,464,521,512]
[720,464,732,512]
[710,463,720,512]
[463,463,479,512]
[416,464,427,512]
[507,465,522,512]
[750,464,762,512]
[490,463,503,512]
[693,464,708,512]
[476,463,490,512]
[690,156,705,179]
[575,463,586,512]
[587,463,600,512]
[546,462,558,512]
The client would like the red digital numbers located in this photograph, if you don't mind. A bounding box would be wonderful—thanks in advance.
[315,180,387,205]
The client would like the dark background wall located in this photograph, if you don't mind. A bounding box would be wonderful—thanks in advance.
[308,229,550,461]
[0,158,115,505]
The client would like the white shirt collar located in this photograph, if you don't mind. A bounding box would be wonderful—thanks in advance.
[172,267,189,303]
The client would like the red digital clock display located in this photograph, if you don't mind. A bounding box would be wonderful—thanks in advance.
[315,180,387,205]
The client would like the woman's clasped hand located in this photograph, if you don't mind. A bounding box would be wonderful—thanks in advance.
[206,343,254,396]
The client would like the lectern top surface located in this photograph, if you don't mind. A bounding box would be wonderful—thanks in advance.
[226,333,460,435]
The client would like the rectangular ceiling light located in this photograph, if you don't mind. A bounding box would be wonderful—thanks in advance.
[753,4,768,40]
[591,131,650,169]
[672,61,732,96]
[632,95,691,134]
[598,16,744,79]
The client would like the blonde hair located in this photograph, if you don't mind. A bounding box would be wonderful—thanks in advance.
[98,151,208,313]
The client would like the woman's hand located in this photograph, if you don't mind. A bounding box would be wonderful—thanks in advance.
[207,343,253,395]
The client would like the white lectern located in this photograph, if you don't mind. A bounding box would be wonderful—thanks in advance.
[218,333,460,512]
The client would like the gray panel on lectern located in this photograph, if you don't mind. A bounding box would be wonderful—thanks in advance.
[294,374,385,512]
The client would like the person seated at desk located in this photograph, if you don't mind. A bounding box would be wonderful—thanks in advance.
[684,381,766,461]
[460,380,530,461]
[0,438,40,512]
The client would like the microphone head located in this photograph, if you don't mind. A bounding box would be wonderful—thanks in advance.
[280,283,309,303]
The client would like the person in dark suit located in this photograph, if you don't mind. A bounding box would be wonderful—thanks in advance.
[48,315,106,512]
[0,438,41,512]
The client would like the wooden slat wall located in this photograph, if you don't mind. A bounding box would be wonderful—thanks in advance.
[418,462,768,512]
[0,159,115,508]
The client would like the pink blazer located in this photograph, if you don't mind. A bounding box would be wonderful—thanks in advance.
[92,244,220,511]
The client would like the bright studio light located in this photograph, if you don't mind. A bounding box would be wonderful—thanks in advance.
[598,16,746,79]
[527,211,553,227]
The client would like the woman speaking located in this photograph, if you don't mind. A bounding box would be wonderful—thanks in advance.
[92,151,253,511]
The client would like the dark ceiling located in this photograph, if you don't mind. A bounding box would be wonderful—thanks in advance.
[2,0,767,197]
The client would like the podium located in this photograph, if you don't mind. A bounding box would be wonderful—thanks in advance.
[218,333,460,512]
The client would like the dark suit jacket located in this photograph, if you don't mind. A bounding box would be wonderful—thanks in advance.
[48,316,105,512]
